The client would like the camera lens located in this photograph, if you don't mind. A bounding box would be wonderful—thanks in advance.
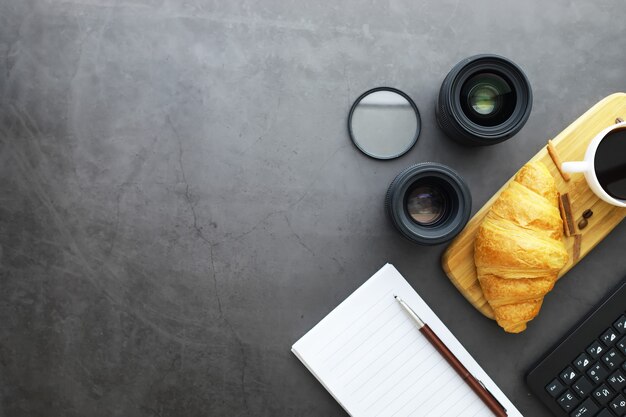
[385,163,471,245]
[436,54,532,146]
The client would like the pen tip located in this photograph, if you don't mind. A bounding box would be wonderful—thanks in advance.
[393,295,397,299]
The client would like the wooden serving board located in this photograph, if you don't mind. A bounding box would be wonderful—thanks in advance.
[441,93,626,319]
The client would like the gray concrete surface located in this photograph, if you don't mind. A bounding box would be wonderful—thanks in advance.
[1,1,625,416]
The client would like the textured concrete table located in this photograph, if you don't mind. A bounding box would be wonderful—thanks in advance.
[1,1,625,416]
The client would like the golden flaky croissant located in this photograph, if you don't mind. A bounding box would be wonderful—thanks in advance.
[474,162,568,333]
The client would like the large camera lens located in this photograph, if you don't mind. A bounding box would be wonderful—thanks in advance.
[385,163,471,245]
[437,54,532,146]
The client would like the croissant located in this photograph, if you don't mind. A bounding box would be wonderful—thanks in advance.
[474,162,568,333]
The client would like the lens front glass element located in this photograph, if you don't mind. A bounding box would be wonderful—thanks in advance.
[406,184,447,225]
[460,72,516,127]
[469,83,499,115]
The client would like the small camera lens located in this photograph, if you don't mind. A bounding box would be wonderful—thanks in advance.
[436,54,532,146]
[386,163,471,245]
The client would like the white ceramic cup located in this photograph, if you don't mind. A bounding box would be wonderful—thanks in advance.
[561,121,626,208]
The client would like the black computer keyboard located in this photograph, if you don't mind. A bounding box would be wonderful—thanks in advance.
[527,277,626,417]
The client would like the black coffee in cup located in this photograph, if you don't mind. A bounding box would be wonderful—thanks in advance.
[595,127,626,200]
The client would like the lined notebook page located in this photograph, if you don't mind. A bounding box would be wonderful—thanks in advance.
[292,264,523,417]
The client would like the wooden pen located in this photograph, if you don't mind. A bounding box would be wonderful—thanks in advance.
[395,296,508,417]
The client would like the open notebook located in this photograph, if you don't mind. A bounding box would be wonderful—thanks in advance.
[292,264,523,417]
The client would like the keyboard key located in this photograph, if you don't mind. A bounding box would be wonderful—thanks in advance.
[572,376,594,397]
[595,409,614,417]
[588,340,606,359]
[558,390,578,411]
[609,393,626,415]
[615,315,626,334]
[569,398,599,417]
[561,366,579,385]
[588,362,610,383]
[592,383,615,405]
[608,370,626,391]
[617,335,626,355]
[602,348,624,371]
[574,352,593,372]
[602,327,620,346]
[546,378,566,397]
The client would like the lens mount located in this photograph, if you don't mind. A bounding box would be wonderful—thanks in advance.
[436,54,533,146]
[385,163,472,245]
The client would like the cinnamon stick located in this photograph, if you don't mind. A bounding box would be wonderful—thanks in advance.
[547,140,571,181]
[573,234,582,262]
[559,193,575,237]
